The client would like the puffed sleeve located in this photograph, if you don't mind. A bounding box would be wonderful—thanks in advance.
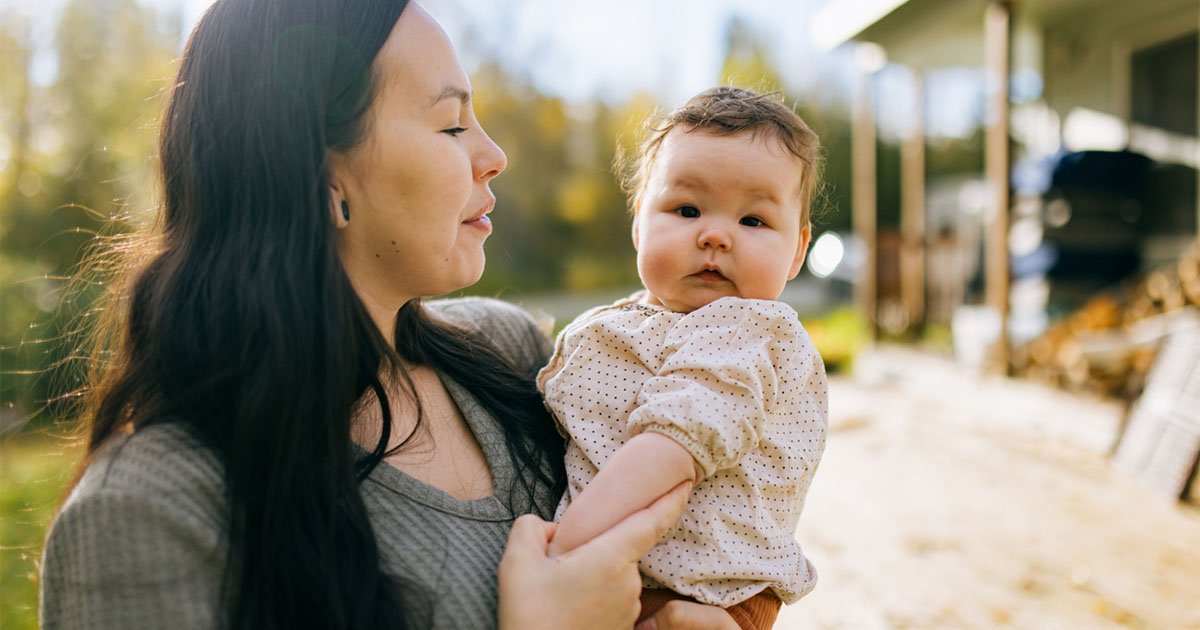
[626,298,807,478]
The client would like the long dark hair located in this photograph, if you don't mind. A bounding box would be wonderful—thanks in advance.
[73,0,564,628]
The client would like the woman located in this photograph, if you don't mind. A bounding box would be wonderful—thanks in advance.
[39,1,731,628]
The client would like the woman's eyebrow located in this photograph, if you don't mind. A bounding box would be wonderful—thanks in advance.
[428,85,472,108]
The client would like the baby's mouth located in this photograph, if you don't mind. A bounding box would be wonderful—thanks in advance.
[693,269,729,283]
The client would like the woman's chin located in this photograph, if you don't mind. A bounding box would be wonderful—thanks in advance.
[442,257,487,295]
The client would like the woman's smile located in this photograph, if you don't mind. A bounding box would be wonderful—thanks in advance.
[463,199,495,233]
[463,214,492,233]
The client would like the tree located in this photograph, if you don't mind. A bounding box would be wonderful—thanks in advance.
[0,0,180,429]
[718,16,785,93]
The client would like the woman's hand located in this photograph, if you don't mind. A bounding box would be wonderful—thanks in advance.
[498,482,691,630]
[635,601,739,630]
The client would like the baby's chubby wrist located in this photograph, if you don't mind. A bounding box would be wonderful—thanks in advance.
[625,432,703,485]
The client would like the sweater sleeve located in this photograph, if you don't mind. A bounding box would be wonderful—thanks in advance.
[40,489,225,630]
[40,427,228,630]
[626,298,805,478]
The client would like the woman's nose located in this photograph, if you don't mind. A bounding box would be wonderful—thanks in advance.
[698,224,731,251]
[475,127,508,181]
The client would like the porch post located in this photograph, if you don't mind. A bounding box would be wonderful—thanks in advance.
[984,0,1012,371]
[901,70,927,332]
[852,56,878,334]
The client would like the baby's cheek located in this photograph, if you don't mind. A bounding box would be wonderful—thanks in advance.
[638,247,677,283]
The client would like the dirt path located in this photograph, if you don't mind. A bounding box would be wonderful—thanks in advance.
[778,348,1200,629]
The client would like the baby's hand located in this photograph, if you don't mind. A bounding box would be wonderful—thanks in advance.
[635,600,738,630]
[545,518,582,557]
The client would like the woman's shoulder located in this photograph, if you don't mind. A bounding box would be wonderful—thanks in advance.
[60,423,227,532]
[427,296,547,332]
[426,297,553,370]
[74,423,222,492]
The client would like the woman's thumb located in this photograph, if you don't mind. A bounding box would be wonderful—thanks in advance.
[503,513,555,560]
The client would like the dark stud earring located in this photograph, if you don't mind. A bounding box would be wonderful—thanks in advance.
[341,200,350,221]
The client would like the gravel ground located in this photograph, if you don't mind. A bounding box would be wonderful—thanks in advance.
[777,347,1200,629]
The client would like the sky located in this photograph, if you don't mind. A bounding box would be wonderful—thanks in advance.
[7,0,986,139]
[421,0,826,105]
[11,0,827,103]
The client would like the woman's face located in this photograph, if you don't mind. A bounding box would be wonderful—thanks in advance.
[330,3,506,330]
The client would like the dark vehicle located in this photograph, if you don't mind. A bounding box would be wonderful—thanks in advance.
[1039,149,1154,288]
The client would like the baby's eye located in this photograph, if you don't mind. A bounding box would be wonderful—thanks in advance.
[443,126,468,136]
[676,206,700,218]
[740,216,765,227]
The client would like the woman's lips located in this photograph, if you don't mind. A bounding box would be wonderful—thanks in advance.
[464,214,492,233]
[464,200,494,233]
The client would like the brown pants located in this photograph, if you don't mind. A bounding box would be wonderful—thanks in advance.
[637,588,781,630]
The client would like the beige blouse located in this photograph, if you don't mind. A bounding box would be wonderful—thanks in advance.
[537,292,828,606]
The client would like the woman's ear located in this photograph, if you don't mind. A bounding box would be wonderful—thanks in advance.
[328,158,351,230]
[330,194,349,229]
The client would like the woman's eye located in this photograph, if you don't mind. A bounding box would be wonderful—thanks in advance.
[676,206,700,218]
[740,216,765,227]
[443,126,468,136]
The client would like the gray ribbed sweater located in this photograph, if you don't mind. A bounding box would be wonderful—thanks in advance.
[39,298,557,630]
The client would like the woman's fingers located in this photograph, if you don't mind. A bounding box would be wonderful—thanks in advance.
[498,484,689,630]
[575,481,690,565]
[498,515,556,629]
[499,511,643,629]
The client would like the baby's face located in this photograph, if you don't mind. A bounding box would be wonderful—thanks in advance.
[632,129,811,313]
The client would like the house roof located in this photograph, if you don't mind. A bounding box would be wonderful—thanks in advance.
[811,0,1168,68]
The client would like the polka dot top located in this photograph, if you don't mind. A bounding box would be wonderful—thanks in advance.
[536,291,828,606]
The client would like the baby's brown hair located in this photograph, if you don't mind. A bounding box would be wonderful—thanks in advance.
[618,86,822,226]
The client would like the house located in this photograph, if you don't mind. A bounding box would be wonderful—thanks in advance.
[813,0,1199,368]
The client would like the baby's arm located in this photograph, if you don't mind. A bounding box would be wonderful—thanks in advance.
[548,432,702,556]
[549,299,803,557]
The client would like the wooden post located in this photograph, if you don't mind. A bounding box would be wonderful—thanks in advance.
[984,0,1011,371]
[900,70,927,333]
[852,60,878,333]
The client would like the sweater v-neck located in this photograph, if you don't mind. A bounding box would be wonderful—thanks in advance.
[365,373,519,522]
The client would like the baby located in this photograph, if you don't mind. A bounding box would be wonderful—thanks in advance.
[538,87,828,629]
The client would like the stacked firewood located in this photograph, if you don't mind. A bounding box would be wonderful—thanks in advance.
[1011,237,1200,398]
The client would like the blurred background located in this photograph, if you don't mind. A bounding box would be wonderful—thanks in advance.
[2,0,1198,627]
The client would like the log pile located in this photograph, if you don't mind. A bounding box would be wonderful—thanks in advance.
[1011,237,1200,399]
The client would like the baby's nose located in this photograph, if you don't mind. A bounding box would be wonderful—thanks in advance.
[698,226,731,251]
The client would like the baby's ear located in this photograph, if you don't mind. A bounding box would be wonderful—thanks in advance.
[788,224,813,279]
[630,201,642,251]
